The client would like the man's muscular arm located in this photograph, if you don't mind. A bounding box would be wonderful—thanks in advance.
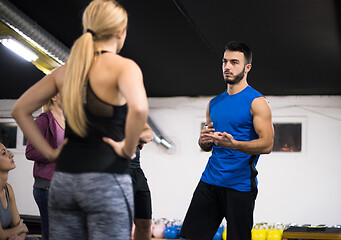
[198,101,214,152]
[211,97,274,155]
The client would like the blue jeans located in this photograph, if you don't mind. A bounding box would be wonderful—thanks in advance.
[33,188,49,240]
[26,236,40,240]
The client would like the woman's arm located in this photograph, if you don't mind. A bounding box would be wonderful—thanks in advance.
[103,59,148,158]
[118,59,148,157]
[198,101,214,152]
[25,114,49,163]
[138,123,154,150]
[0,184,28,240]
[139,123,154,144]
[12,66,64,161]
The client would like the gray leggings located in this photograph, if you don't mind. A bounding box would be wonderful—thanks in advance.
[48,172,134,240]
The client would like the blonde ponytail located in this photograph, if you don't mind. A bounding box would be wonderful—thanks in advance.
[62,0,127,138]
[63,33,94,137]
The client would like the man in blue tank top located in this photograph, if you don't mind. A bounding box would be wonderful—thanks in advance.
[180,41,274,240]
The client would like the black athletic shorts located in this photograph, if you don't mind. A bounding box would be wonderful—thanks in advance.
[130,168,152,219]
[179,181,257,240]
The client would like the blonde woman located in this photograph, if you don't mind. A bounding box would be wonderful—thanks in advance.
[12,0,148,239]
[25,93,64,240]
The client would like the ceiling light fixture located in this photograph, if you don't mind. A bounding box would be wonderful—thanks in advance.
[5,23,65,65]
[0,0,69,65]
[0,37,38,62]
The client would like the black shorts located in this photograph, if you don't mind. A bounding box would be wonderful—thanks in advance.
[130,168,152,219]
[179,181,257,240]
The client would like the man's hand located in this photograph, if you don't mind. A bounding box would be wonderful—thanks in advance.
[211,132,236,149]
[198,122,215,151]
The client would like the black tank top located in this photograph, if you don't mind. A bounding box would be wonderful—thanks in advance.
[56,51,129,174]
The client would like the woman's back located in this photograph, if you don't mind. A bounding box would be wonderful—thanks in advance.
[57,52,132,174]
[88,51,129,106]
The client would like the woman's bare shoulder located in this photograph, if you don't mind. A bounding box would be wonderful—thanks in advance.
[111,54,140,70]
[5,183,15,199]
[50,64,66,91]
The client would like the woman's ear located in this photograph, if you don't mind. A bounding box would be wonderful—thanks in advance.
[117,28,127,40]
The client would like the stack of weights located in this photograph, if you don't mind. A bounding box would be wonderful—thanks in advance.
[252,222,285,240]
[154,219,183,239]
[252,223,269,240]
[164,219,183,239]
[267,223,285,240]
[222,227,227,240]
[152,218,166,238]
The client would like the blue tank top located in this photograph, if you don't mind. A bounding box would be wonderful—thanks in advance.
[0,185,12,229]
[200,86,263,191]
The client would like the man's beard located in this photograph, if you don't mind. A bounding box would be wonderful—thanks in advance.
[224,66,245,85]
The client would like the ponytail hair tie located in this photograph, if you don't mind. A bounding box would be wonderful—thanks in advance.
[86,29,96,37]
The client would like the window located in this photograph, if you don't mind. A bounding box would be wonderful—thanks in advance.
[272,117,306,154]
[0,119,26,151]
[0,121,17,148]
[273,123,302,152]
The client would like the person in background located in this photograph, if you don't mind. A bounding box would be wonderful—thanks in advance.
[180,41,274,240]
[0,142,39,240]
[25,93,65,240]
[11,0,148,239]
[131,123,154,240]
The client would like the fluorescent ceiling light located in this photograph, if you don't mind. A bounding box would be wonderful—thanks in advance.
[0,37,38,62]
[7,24,65,65]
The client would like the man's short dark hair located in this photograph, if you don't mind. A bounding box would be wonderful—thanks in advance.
[224,41,252,64]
